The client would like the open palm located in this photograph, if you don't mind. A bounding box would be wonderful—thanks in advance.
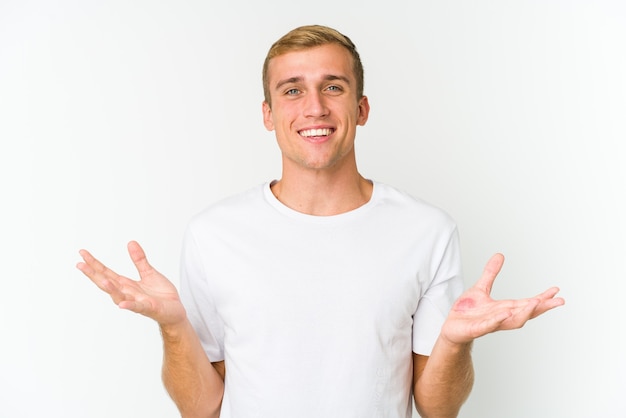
[441,253,565,345]
[77,241,186,326]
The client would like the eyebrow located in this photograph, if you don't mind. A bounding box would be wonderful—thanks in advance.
[274,74,352,91]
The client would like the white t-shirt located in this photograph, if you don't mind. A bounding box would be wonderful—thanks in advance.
[180,181,464,418]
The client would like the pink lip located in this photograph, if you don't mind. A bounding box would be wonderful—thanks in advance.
[302,135,331,144]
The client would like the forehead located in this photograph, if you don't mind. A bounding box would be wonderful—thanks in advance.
[266,43,355,85]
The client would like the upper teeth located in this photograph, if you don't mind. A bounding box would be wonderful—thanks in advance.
[300,128,332,137]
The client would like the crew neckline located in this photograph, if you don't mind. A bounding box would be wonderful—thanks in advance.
[263,180,378,223]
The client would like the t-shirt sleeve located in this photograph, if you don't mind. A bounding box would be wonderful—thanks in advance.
[412,227,464,355]
[179,226,225,362]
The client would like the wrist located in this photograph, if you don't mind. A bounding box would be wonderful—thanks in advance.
[435,334,474,355]
[159,317,192,343]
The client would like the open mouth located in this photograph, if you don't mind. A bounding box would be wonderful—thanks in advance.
[298,128,335,138]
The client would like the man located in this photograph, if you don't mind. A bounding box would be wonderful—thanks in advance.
[77,25,564,418]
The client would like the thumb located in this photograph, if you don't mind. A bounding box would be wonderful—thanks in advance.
[127,240,154,278]
[474,253,505,295]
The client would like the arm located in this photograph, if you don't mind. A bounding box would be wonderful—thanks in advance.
[412,345,473,418]
[77,241,225,418]
[413,253,564,418]
[160,320,225,418]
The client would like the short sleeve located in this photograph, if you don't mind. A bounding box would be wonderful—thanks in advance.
[412,228,464,355]
[179,226,225,362]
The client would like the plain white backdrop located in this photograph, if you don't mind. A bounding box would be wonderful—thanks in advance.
[1,1,624,417]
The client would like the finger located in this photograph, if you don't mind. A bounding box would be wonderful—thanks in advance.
[507,298,541,328]
[496,288,563,313]
[118,297,156,316]
[77,249,132,304]
[473,253,505,295]
[77,261,129,304]
[532,294,565,319]
[469,309,513,338]
[76,260,102,289]
[127,241,156,279]
[77,249,120,288]
[118,300,140,312]
[101,276,133,305]
[535,286,562,301]
[525,287,564,315]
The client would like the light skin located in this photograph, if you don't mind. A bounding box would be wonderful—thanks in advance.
[77,242,224,418]
[262,43,371,215]
[77,43,565,418]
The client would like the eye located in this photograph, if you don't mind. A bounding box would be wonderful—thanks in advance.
[325,85,343,94]
[285,88,300,96]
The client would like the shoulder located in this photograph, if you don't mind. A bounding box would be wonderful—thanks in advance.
[187,183,268,231]
[371,182,456,229]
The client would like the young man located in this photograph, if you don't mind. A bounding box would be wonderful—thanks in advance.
[77,25,564,418]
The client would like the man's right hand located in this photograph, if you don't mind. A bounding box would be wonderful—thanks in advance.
[77,240,187,326]
[78,241,226,416]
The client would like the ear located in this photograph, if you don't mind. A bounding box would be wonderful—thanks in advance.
[262,101,274,131]
[356,95,370,126]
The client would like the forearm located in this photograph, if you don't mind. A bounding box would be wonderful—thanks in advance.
[413,338,474,418]
[161,319,224,418]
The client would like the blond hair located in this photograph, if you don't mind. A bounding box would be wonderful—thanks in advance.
[262,25,364,105]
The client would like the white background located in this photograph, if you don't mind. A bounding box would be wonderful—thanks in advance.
[1,1,625,417]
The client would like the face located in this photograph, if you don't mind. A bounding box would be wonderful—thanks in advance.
[262,43,370,174]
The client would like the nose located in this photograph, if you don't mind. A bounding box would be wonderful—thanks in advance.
[303,91,329,118]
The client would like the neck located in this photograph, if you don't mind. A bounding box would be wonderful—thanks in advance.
[271,162,373,216]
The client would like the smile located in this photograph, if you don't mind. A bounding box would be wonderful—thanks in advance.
[298,128,334,138]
